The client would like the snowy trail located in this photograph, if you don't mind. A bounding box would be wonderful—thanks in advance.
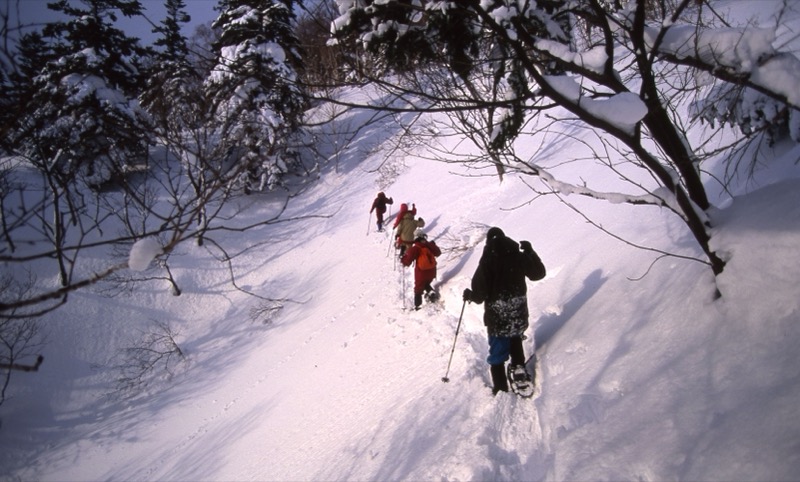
[0,135,613,481]
[212,193,548,481]
[128,192,535,481]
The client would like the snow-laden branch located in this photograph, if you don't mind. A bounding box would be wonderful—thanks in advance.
[649,23,800,110]
[515,161,678,211]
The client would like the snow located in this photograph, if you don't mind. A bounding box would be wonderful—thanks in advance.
[128,237,162,272]
[541,75,648,134]
[536,41,608,75]
[579,92,649,133]
[3,2,800,481]
[2,82,800,480]
[648,0,800,108]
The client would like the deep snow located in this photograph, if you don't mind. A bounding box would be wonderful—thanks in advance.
[3,1,800,480]
[2,89,800,480]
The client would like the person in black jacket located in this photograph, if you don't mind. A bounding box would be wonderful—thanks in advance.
[463,227,546,395]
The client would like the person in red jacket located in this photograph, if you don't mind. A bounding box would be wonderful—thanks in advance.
[401,230,441,310]
[370,192,394,232]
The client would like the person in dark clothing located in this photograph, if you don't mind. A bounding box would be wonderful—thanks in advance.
[401,230,441,310]
[463,227,546,395]
[370,192,394,231]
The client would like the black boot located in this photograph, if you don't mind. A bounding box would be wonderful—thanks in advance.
[414,293,422,310]
[509,336,526,366]
[490,364,509,395]
[508,336,535,396]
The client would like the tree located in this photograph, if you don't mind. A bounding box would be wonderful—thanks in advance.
[0,274,46,406]
[294,0,348,89]
[0,1,320,399]
[0,2,47,153]
[140,0,196,131]
[0,0,314,315]
[7,0,153,187]
[153,0,192,63]
[206,0,307,193]
[2,31,52,151]
[330,0,800,283]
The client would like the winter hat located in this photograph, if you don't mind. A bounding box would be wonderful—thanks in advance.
[487,227,504,241]
[414,228,427,241]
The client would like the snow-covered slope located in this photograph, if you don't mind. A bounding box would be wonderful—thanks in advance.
[3,80,800,482]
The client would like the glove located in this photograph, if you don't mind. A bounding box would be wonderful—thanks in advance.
[463,288,473,302]
[520,240,533,253]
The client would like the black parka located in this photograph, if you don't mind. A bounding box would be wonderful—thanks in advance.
[470,229,546,337]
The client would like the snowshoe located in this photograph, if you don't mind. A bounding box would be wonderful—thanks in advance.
[507,364,534,398]
[424,290,441,303]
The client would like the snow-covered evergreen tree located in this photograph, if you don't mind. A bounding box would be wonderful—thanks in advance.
[206,0,306,193]
[140,0,196,129]
[2,31,52,154]
[153,0,192,64]
[8,0,153,187]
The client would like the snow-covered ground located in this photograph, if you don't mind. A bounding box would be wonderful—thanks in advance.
[3,1,800,478]
[2,85,800,479]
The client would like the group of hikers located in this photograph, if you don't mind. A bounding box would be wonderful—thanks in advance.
[370,191,547,397]
[371,192,440,309]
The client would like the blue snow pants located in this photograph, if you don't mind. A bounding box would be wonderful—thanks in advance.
[487,336,512,365]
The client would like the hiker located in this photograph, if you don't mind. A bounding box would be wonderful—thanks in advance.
[370,192,394,232]
[392,202,416,230]
[463,227,546,396]
[401,229,442,310]
[394,203,424,258]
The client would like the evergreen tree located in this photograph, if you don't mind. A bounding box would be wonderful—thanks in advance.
[153,0,191,65]
[0,68,8,154]
[2,31,55,153]
[45,0,150,96]
[140,0,197,130]
[8,0,153,187]
[206,0,306,193]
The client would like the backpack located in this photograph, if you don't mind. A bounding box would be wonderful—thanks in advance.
[417,244,436,270]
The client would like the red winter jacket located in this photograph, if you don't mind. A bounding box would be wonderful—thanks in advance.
[401,240,441,294]
[370,192,393,214]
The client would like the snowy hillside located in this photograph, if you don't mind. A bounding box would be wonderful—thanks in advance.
[4,0,800,476]
[1,74,800,480]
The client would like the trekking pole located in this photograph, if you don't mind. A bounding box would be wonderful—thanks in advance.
[366,213,371,236]
[387,228,394,257]
[442,299,467,383]
[402,267,407,309]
